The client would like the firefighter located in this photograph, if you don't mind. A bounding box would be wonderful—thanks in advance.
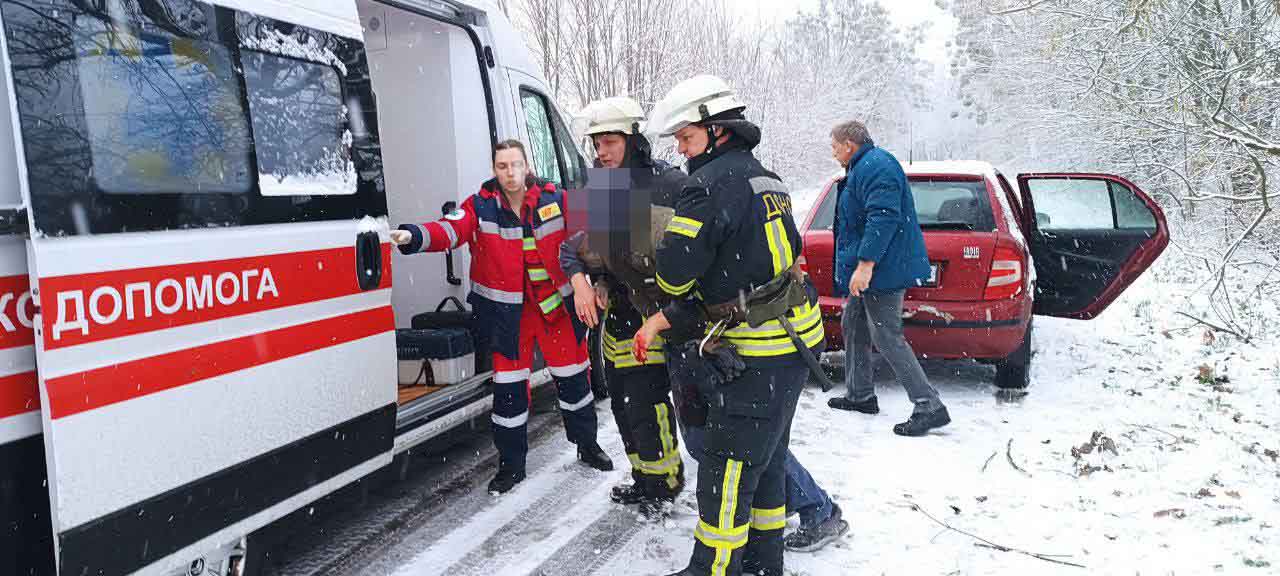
[561,97,689,511]
[634,76,825,576]
[390,140,614,495]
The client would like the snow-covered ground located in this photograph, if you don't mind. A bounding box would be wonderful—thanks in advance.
[345,253,1278,576]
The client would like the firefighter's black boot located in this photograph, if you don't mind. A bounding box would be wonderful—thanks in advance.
[578,442,615,471]
[611,482,647,504]
[487,468,526,494]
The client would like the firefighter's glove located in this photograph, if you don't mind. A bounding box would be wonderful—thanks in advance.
[702,341,746,387]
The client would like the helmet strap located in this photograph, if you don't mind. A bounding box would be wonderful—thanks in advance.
[703,124,719,156]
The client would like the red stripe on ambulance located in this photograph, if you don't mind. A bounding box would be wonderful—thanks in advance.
[42,245,392,351]
[45,306,393,419]
[0,274,35,350]
[0,370,39,420]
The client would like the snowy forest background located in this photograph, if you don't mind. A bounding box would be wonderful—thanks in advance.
[489,0,1279,344]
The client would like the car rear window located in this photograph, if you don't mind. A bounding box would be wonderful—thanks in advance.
[806,177,995,232]
[911,179,995,231]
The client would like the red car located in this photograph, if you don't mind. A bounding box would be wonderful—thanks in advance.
[799,161,1169,388]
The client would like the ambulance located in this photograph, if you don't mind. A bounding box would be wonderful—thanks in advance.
[0,1,587,574]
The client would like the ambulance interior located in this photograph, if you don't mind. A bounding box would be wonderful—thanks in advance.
[356,1,495,410]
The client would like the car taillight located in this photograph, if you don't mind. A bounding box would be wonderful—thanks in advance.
[797,254,808,275]
[984,243,1024,301]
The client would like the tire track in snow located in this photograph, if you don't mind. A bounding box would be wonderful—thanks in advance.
[427,428,627,576]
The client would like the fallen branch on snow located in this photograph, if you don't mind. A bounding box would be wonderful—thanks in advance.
[1174,311,1250,343]
[895,500,1087,569]
[1006,438,1032,477]
[981,450,998,473]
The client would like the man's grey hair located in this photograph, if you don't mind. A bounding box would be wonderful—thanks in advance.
[831,120,871,145]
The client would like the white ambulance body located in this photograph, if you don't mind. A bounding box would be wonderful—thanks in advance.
[0,1,586,574]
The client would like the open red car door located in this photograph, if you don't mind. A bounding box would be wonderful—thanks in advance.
[1017,174,1170,319]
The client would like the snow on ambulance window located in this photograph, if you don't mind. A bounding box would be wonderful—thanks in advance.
[242,51,356,196]
[75,18,253,195]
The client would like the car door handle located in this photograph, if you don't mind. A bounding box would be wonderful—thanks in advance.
[355,231,382,291]
[442,201,463,286]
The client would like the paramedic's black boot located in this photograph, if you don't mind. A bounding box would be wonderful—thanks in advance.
[578,442,614,471]
[828,395,879,414]
[893,405,951,437]
[487,468,526,494]
[786,503,850,552]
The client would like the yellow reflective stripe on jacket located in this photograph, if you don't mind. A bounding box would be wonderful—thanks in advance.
[602,332,665,367]
[527,267,550,282]
[522,237,537,251]
[666,216,703,239]
[538,292,563,314]
[750,505,787,531]
[656,273,695,296]
[764,218,794,276]
[720,301,825,357]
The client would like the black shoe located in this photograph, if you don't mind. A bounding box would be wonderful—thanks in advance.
[487,468,526,494]
[611,482,646,505]
[786,503,850,552]
[578,442,614,471]
[893,405,951,437]
[828,395,879,414]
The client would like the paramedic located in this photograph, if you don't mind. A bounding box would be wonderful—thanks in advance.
[390,140,613,495]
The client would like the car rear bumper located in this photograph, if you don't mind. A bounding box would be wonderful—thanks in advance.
[818,295,1031,360]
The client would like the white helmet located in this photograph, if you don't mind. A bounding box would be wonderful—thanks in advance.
[575,96,646,138]
[649,75,746,137]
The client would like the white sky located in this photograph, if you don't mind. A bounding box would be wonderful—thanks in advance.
[736,0,955,63]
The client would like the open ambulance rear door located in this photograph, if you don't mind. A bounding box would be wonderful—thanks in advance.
[0,1,396,574]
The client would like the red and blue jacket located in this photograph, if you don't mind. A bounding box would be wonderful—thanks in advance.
[397,177,584,360]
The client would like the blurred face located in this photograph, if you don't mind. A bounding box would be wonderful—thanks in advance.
[593,133,628,168]
[832,137,858,168]
[674,124,710,159]
[493,148,528,194]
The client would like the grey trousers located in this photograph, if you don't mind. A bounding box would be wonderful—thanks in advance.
[841,290,944,413]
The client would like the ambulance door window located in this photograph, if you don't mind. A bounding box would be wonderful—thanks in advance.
[519,88,563,185]
[0,0,387,237]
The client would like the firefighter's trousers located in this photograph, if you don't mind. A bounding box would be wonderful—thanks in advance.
[491,302,597,473]
[686,357,807,576]
[601,300,683,495]
[607,363,683,494]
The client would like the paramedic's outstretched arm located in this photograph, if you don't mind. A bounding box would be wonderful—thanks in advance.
[392,196,480,255]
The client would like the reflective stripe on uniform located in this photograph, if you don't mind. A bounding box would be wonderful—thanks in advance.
[666,216,703,239]
[534,217,565,240]
[629,448,680,476]
[479,220,524,240]
[705,458,748,576]
[750,505,787,531]
[602,332,665,367]
[538,292,564,314]
[548,359,590,378]
[438,221,460,248]
[494,368,531,383]
[764,218,794,276]
[749,176,789,195]
[523,237,537,251]
[720,301,825,357]
[656,273,695,296]
[527,268,550,282]
[492,411,529,428]
[473,282,524,304]
[655,403,681,489]
[558,391,595,412]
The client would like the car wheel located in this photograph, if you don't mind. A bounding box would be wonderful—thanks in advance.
[995,319,1033,389]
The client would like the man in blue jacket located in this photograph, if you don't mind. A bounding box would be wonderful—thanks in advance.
[826,120,950,436]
